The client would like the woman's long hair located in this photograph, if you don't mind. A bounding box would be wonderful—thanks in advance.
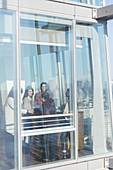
[22,86,34,101]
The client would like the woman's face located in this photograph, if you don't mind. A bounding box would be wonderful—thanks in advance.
[41,84,46,92]
[28,89,33,97]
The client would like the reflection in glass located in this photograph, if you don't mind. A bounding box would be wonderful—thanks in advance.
[22,131,74,167]
[97,25,112,151]
[112,82,113,99]
[76,37,93,110]
[69,0,103,6]
[20,13,75,167]
[0,10,16,169]
[76,24,112,157]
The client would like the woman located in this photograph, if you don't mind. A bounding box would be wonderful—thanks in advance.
[22,86,34,145]
[22,86,34,114]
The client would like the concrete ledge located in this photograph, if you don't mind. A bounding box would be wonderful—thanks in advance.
[96,4,113,20]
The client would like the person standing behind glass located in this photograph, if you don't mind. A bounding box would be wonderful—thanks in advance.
[41,91,57,161]
[61,88,70,159]
[22,86,34,114]
[22,86,34,144]
[34,82,56,161]
[34,82,52,110]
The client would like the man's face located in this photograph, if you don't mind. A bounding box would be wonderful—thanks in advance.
[42,84,46,92]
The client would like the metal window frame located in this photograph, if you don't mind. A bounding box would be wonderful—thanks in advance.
[0,0,112,169]
[17,7,113,170]
[15,2,22,170]
[75,19,113,160]
[104,23,113,150]
[19,7,77,170]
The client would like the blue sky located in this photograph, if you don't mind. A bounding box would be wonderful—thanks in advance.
[106,0,113,80]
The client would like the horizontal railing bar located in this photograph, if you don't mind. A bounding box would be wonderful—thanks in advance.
[21,126,75,137]
[21,113,73,119]
[21,118,72,124]
[22,122,73,130]
[6,124,14,126]
[20,40,67,47]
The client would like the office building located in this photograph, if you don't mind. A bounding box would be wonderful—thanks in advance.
[0,0,113,169]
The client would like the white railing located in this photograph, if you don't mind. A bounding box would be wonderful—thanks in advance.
[21,113,74,136]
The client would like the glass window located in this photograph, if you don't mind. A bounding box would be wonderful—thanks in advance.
[20,13,75,167]
[97,24,112,151]
[76,23,112,157]
[68,0,104,6]
[112,82,113,99]
[0,10,16,169]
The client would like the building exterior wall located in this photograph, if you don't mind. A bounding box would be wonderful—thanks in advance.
[0,0,112,170]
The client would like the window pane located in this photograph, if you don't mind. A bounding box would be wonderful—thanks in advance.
[20,13,75,167]
[97,24,112,151]
[69,0,103,6]
[76,24,112,157]
[0,10,16,169]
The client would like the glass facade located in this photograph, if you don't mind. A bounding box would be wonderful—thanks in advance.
[0,1,112,170]
[0,10,16,169]
[76,23,112,156]
[20,13,75,167]
[69,0,104,6]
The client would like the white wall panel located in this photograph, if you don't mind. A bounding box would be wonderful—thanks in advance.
[0,0,18,6]
[19,0,74,16]
[46,162,87,170]
[88,159,105,170]
[48,0,64,2]
[75,6,93,19]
